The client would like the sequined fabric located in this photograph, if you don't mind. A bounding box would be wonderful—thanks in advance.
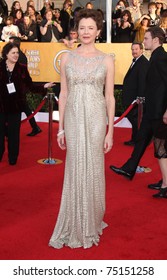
[49,52,108,249]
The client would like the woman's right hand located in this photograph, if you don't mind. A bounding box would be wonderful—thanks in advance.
[47,20,52,25]
[57,134,66,150]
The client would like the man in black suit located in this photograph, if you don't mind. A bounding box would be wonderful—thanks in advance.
[110,27,167,198]
[143,27,167,198]
[122,42,149,146]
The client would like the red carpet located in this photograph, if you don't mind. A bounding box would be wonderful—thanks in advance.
[0,122,166,260]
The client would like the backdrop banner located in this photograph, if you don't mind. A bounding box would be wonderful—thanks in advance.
[1,42,166,84]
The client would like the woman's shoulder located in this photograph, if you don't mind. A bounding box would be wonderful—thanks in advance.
[15,62,28,71]
[102,53,115,70]
[100,51,114,62]
[70,48,109,59]
[61,51,71,65]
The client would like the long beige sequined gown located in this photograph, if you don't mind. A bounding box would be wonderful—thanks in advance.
[49,52,108,249]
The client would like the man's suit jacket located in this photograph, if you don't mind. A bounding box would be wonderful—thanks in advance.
[122,54,149,107]
[145,46,167,120]
[0,59,46,114]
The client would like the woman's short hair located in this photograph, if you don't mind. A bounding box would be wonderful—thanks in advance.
[5,16,14,24]
[44,8,53,16]
[75,9,103,30]
[1,42,20,60]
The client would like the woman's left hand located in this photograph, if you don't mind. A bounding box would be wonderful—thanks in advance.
[104,133,113,154]
[44,82,56,88]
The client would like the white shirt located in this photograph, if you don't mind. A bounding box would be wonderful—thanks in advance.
[1,24,19,42]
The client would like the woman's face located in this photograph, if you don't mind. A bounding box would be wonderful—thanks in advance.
[24,16,30,25]
[16,10,22,19]
[148,6,157,14]
[6,19,12,26]
[156,3,163,9]
[46,11,53,20]
[28,7,35,15]
[29,1,34,7]
[123,14,129,22]
[142,18,149,26]
[119,1,125,8]
[54,10,60,19]
[14,2,21,10]
[6,47,19,64]
[132,0,138,6]
[65,2,72,10]
[78,17,99,44]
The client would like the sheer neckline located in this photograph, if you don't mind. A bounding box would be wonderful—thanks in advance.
[71,51,105,60]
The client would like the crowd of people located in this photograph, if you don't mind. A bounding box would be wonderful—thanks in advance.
[112,0,167,43]
[0,1,97,44]
[0,0,166,44]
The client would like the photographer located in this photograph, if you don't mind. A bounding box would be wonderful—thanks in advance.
[40,9,63,42]
[60,0,73,38]
[40,0,54,18]
[112,0,129,42]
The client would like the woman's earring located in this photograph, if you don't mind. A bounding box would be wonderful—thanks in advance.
[95,36,99,43]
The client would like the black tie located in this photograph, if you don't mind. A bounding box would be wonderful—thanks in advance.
[130,58,136,68]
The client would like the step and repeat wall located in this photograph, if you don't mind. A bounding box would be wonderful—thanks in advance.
[0,42,167,84]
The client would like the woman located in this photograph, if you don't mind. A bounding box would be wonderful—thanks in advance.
[10,1,22,18]
[40,0,54,18]
[156,0,166,16]
[26,5,38,22]
[1,16,19,42]
[112,0,128,20]
[133,14,150,43]
[26,0,35,10]
[0,0,8,18]
[40,9,63,42]
[60,0,73,37]
[112,0,129,42]
[53,8,61,24]
[49,9,115,249]
[0,42,54,165]
[116,9,134,42]
[13,8,24,26]
[18,13,37,41]
[26,4,42,41]
[159,10,167,43]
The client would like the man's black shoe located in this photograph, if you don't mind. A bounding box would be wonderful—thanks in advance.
[27,126,42,136]
[148,179,162,190]
[124,140,135,146]
[9,159,17,165]
[110,165,134,180]
[152,187,167,198]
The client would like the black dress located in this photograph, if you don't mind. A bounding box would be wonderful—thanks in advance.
[116,24,134,43]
